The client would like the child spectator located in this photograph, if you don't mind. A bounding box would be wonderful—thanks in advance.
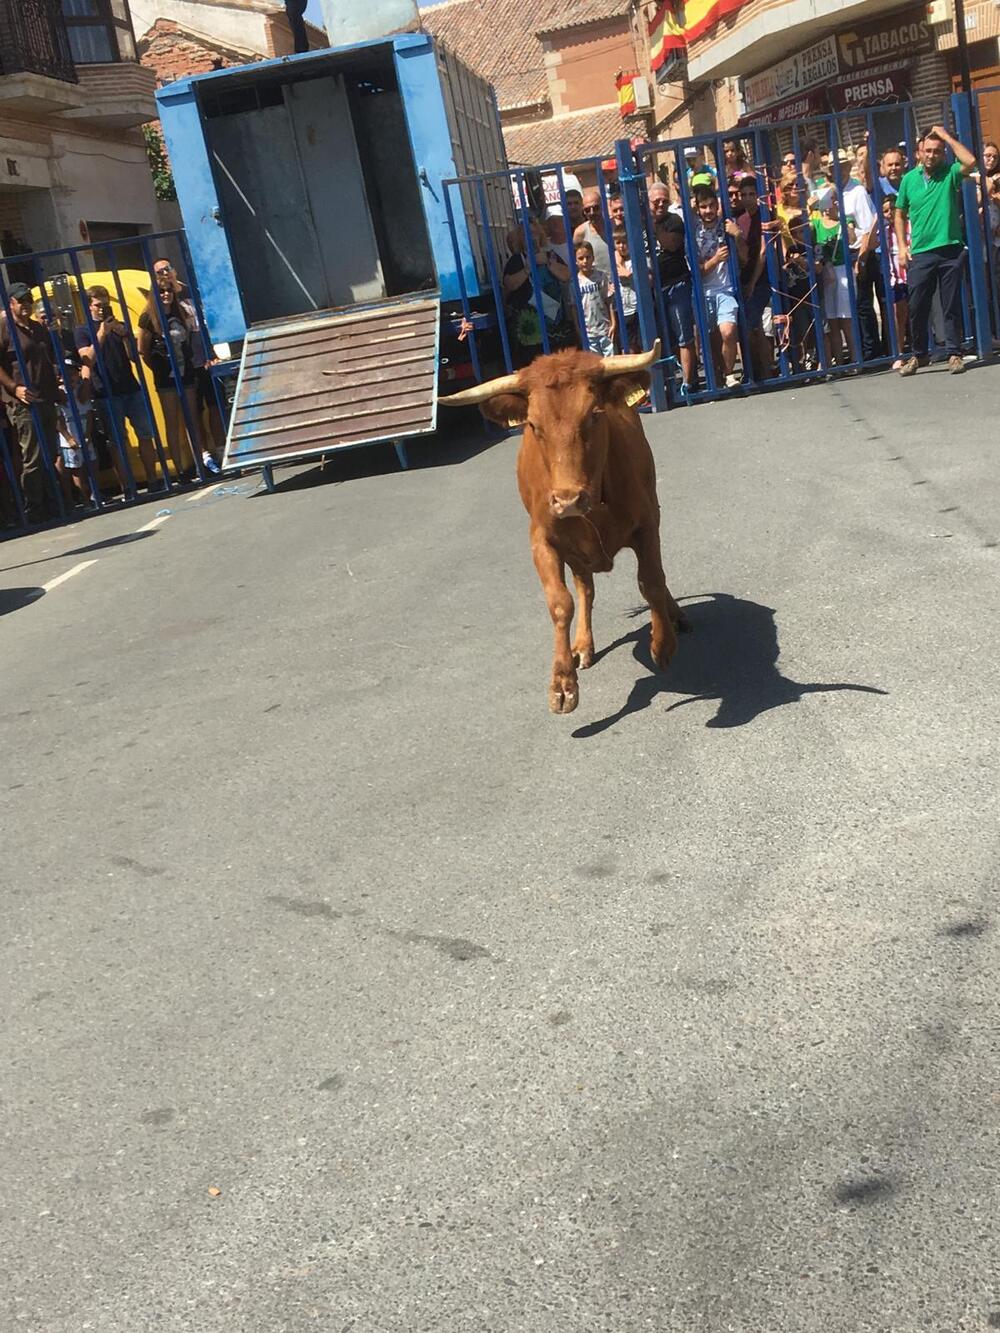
[612,227,640,351]
[56,358,95,509]
[812,187,858,366]
[574,241,616,357]
[693,186,747,387]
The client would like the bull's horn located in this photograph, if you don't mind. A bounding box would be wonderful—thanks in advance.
[596,340,661,376]
[438,372,523,406]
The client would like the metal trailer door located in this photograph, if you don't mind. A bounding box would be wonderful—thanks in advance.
[222,295,440,472]
[207,100,331,324]
[286,75,385,307]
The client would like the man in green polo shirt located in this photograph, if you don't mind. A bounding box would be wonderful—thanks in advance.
[894,123,976,376]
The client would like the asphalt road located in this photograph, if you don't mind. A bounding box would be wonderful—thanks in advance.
[2,365,999,1332]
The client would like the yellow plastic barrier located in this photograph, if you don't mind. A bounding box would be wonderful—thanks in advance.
[32,269,197,483]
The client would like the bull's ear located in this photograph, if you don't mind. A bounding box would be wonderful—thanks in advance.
[480,392,529,429]
[604,370,651,409]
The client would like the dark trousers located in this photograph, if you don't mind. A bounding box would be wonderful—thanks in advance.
[856,260,887,360]
[907,245,966,359]
[10,401,59,516]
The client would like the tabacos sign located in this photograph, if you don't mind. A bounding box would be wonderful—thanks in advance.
[837,8,935,70]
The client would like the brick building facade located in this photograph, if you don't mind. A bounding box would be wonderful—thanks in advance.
[421,0,650,177]
[0,0,162,264]
[135,1,328,87]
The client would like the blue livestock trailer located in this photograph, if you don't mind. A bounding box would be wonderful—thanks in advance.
[157,32,510,476]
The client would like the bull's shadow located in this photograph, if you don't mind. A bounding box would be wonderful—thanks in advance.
[572,592,887,739]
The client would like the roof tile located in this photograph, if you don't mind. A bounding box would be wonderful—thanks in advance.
[502,105,629,166]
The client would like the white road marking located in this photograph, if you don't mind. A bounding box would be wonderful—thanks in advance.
[136,512,172,532]
[41,560,97,592]
[185,482,223,503]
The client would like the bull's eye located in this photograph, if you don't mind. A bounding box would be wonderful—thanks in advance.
[528,420,543,438]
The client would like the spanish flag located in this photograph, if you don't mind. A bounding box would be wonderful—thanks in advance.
[649,0,685,70]
[650,0,753,65]
[616,71,638,116]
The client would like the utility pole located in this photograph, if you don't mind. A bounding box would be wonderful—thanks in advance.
[951,0,980,158]
[952,0,973,97]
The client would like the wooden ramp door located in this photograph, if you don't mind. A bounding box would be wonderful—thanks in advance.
[223,296,440,471]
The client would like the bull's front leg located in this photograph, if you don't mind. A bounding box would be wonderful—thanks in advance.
[572,569,595,669]
[531,533,578,714]
[633,524,680,672]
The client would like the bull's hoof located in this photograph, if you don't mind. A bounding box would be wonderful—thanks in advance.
[650,636,677,672]
[573,643,594,670]
[549,673,579,714]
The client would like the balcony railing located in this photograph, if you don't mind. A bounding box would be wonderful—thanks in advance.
[0,0,78,85]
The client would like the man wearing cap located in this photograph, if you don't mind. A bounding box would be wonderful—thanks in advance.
[0,283,64,522]
[894,124,976,376]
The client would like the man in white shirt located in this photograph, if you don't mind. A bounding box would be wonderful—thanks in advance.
[836,147,884,361]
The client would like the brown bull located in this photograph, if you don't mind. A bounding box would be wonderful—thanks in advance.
[441,340,687,714]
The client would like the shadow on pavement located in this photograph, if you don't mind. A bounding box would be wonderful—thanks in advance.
[573,591,887,738]
[262,414,502,495]
[0,529,154,576]
[0,586,44,616]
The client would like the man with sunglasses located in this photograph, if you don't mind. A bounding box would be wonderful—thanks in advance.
[0,282,65,523]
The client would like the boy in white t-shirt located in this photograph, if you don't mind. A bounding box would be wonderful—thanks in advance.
[574,241,616,357]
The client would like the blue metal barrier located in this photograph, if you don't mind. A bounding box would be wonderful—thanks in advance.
[0,228,227,541]
[438,88,1000,414]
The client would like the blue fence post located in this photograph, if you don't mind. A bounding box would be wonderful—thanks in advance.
[101,243,174,492]
[554,166,591,353]
[827,115,863,371]
[635,158,677,395]
[441,182,483,381]
[714,132,755,388]
[791,124,829,374]
[0,423,27,532]
[31,258,103,511]
[970,90,1000,339]
[473,177,513,374]
[66,249,139,501]
[676,143,721,397]
[754,128,790,379]
[865,110,901,364]
[952,91,993,362]
[138,236,207,485]
[595,173,629,345]
[616,137,666,410]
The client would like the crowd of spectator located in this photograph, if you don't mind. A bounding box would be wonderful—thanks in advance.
[0,259,224,530]
[501,124,992,396]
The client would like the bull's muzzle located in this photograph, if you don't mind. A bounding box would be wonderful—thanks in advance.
[549,489,591,519]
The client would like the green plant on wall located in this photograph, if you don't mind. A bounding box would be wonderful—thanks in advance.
[143,123,176,202]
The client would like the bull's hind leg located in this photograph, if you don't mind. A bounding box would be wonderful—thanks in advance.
[531,534,579,714]
[572,570,595,669]
[633,525,679,671]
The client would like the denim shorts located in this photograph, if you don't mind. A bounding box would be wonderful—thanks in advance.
[662,280,694,349]
[101,387,155,441]
[704,286,739,328]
